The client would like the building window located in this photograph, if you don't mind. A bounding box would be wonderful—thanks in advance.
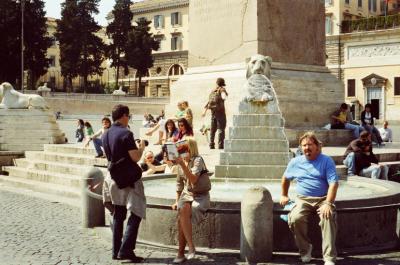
[154,15,164,29]
[325,16,332,34]
[325,0,333,6]
[347,79,356,97]
[395,77,400,96]
[49,56,56,67]
[156,67,162,75]
[154,35,164,51]
[345,0,350,5]
[156,85,162,97]
[171,12,180,26]
[138,17,146,22]
[368,0,377,11]
[171,35,182,51]
[50,36,57,46]
[168,64,184,76]
[358,0,362,7]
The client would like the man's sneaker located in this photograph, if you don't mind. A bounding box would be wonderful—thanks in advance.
[300,244,312,263]
[324,261,335,265]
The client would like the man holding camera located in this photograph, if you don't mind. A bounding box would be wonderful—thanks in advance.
[102,104,146,262]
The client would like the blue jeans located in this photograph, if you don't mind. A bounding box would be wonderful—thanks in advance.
[344,123,361,139]
[343,152,355,176]
[113,205,142,258]
[360,164,389,180]
[92,138,103,156]
[362,125,383,144]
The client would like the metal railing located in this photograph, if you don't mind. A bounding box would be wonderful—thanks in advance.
[341,14,400,33]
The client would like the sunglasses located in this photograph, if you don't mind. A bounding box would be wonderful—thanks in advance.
[178,124,185,127]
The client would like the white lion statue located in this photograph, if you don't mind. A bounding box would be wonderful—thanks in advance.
[0,82,48,109]
[243,54,274,103]
[112,85,126,95]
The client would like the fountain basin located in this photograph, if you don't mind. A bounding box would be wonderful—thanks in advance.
[139,176,400,253]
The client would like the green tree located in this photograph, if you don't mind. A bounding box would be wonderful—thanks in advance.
[55,0,80,92]
[56,0,105,92]
[0,0,19,85]
[106,0,133,88]
[125,18,159,96]
[24,0,52,90]
[0,0,50,89]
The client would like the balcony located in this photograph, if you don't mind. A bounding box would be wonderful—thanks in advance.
[341,13,400,33]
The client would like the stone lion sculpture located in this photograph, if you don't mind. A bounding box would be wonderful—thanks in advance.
[243,54,274,103]
[0,82,48,109]
[112,85,126,95]
[242,54,279,113]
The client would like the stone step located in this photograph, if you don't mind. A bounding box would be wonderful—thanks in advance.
[0,174,80,199]
[331,152,400,165]
[224,139,289,152]
[0,143,45,151]
[220,151,292,165]
[0,129,64,137]
[0,109,56,116]
[285,128,353,148]
[24,151,107,167]
[336,161,400,177]
[0,136,65,145]
[215,165,286,179]
[232,114,284,127]
[229,127,286,139]
[0,122,60,130]
[0,116,56,123]
[13,158,107,176]
[3,166,82,188]
[44,144,98,156]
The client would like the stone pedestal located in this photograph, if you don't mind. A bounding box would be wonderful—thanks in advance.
[215,101,292,179]
[0,109,65,151]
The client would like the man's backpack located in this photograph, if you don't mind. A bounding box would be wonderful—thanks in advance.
[208,88,223,111]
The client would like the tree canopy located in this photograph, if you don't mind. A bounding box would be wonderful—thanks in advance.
[106,0,133,88]
[0,0,50,89]
[125,18,160,96]
[56,0,105,92]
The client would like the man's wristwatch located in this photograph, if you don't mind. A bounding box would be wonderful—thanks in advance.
[324,201,335,207]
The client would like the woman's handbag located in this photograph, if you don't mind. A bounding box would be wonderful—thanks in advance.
[189,156,211,194]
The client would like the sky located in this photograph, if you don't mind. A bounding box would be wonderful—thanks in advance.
[44,0,143,26]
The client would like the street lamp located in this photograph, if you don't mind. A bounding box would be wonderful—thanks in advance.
[13,0,33,93]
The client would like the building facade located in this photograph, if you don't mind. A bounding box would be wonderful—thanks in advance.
[325,0,400,123]
[115,0,189,97]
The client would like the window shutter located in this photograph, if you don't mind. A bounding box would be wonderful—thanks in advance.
[347,79,355,97]
[160,15,164,28]
[394,77,400,96]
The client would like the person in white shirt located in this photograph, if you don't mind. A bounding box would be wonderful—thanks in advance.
[379,121,393,142]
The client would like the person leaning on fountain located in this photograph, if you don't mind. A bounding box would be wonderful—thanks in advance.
[171,137,211,263]
[280,132,339,265]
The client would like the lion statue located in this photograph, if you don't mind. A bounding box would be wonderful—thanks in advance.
[112,85,126,95]
[243,54,274,103]
[0,82,48,109]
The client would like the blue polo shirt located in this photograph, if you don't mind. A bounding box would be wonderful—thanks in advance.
[284,153,338,197]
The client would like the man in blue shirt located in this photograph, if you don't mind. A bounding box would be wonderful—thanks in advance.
[280,132,339,265]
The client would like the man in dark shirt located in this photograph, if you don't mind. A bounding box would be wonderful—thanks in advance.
[102,104,146,262]
[343,131,371,176]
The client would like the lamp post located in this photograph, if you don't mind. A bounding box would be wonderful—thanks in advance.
[14,0,33,93]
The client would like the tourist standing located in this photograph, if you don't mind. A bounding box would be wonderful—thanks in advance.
[172,138,211,263]
[379,121,393,142]
[85,117,111,158]
[75,119,85,143]
[280,132,338,265]
[360,103,383,146]
[202,77,228,149]
[101,104,146,262]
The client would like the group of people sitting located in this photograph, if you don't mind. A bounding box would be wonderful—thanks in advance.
[331,103,392,145]
[75,117,112,158]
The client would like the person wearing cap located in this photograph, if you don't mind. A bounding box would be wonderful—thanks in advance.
[280,132,339,265]
[201,77,228,149]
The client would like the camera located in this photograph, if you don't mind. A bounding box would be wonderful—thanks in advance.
[135,139,149,146]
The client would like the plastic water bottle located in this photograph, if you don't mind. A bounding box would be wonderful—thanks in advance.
[280,200,295,223]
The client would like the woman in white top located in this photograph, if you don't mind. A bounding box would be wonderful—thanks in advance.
[361,104,383,146]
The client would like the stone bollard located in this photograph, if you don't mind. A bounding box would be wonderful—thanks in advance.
[240,186,273,263]
[81,166,105,228]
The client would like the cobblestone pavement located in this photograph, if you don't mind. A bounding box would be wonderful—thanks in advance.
[1,188,400,265]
